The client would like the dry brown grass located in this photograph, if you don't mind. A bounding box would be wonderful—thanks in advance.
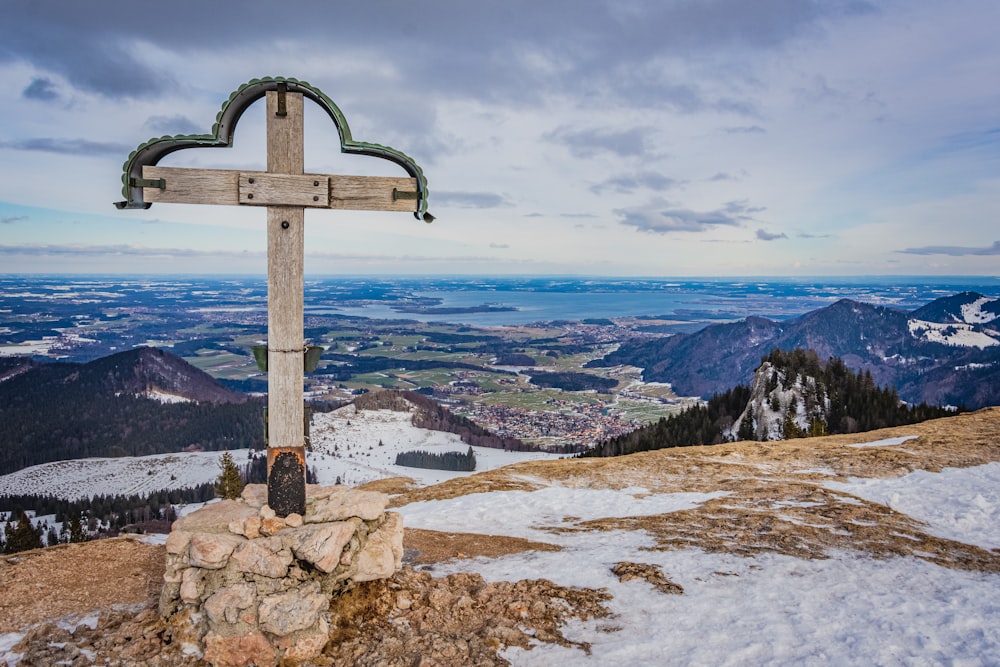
[404,528,562,565]
[0,536,164,633]
[391,407,1000,572]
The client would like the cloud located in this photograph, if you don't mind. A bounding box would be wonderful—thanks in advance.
[898,240,1000,256]
[797,232,833,239]
[433,191,510,209]
[144,115,204,136]
[591,171,678,194]
[616,198,762,234]
[560,213,597,219]
[545,126,655,159]
[1,216,29,224]
[0,244,263,259]
[0,138,131,156]
[489,242,510,249]
[723,125,766,134]
[0,0,866,108]
[22,77,60,101]
[756,228,787,241]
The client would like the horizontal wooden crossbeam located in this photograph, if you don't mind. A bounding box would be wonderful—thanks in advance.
[140,166,419,212]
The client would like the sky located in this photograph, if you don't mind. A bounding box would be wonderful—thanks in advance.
[0,0,998,277]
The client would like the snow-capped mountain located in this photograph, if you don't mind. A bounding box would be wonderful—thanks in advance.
[591,292,1000,409]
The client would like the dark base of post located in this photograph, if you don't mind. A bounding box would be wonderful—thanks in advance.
[267,446,306,517]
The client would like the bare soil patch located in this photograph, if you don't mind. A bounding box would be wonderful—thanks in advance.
[0,536,164,634]
[404,528,562,565]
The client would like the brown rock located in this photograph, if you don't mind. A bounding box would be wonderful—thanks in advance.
[306,488,389,522]
[174,500,257,535]
[259,516,286,536]
[203,630,276,667]
[230,537,292,579]
[240,484,267,508]
[165,529,192,555]
[241,516,262,540]
[284,512,304,528]
[204,583,257,625]
[282,522,356,573]
[189,533,246,570]
[273,616,330,660]
[258,582,328,637]
[353,512,404,582]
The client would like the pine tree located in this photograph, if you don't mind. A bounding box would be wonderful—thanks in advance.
[737,406,756,441]
[5,511,43,553]
[68,512,88,543]
[214,452,245,500]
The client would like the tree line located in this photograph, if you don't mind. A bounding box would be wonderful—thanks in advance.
[354,389,538,451]
[395,447,477,471]
[583,348,956,458]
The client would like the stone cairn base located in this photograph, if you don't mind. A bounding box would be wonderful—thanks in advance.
[159,483,403,667]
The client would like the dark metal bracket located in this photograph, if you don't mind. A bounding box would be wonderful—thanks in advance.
[130,177,166,189]
[392,187,419,201]
[276,82,287,117]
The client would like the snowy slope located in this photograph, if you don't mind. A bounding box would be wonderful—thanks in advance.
[0,450,253,501]
[307,406,565,487]
[908,318,999,348]
[0,406,564,501]
[398,456,1000,665]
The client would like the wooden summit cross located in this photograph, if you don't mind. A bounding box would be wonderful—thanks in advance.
[116,77,432,516]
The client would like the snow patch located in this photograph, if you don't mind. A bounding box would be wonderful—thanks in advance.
[908,319,999,348]
[961,296,1000,324]
[847,435,919,448]
[826,462,1000,550]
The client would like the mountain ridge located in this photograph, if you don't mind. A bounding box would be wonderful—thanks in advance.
[0,347,262,475]
[589,291,1000,408]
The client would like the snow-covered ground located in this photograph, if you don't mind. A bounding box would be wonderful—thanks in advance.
[908,318,999,348]
[0,450,254,501]
[399,462,1000,665]
[307,407,565,487]
[0,406,564,501]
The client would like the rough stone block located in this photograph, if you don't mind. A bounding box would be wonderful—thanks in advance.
[282,521,355,573]
[273,616,330,660]
[174,500,257,535]
[353,512,404,582]
[165,529,192,555]
[203,630,276,667]
[306,488,389,523]
[204,583,257,626]
[258,582,328,637]
[240,484,267,509]
[189,533,246,570]
[230,537,292,579]
[180,567,203,604]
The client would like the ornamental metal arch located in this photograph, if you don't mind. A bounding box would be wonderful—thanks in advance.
[115,76,431,221]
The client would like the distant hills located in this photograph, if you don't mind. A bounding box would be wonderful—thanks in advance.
[0,347,262,475]
[589,291,1000,409]
[583,348,954,457]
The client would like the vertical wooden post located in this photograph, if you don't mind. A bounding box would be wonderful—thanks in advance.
[265,89,307,516]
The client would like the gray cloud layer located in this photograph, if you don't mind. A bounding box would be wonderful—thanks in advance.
[0,138,131,156]
[617,198,763,233]
[899,240,1000,256]
[0,1,865,107]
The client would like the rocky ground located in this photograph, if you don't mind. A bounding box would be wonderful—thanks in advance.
[2,407,999,665]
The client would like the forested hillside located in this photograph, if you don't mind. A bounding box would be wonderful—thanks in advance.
[353,389,534,451]
[0,348,262,475]
[583,348,955,458]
